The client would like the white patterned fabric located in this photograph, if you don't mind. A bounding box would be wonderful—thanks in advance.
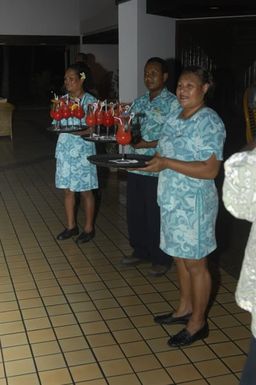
[223,148,256,338]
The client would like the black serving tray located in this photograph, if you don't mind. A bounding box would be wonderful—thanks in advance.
[47,125,89,134]
[87,154,152,168]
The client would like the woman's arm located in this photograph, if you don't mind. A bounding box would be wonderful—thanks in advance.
[140,153,221,180]
[131,139,158,149]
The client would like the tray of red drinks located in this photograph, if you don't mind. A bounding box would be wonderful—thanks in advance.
[47,125,89,134]
[87,154,152,168]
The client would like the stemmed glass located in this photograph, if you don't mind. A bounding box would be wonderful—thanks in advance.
[86,104,96,137]
[103,103,115,138]
[115,117,132,161]
[50,100,63,130]
[74,103,85,128]
[95,101,104,136]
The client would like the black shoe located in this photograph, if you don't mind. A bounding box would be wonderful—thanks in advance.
[168,322,209,347]
[154,312,191,325]
[57,226,79,240]
[76,229,95,244]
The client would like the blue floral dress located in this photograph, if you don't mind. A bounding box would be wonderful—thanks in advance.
[157,107,226,259]
[55,93,98,192]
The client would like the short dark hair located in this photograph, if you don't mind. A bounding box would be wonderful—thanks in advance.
[145,57,169,74]
[66,62,94,92]
[180,65,215,98]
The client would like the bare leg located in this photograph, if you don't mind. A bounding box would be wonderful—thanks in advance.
[80,190,95,232]
[184,257,211,334]
[174,257,193,316]
[64,189,76,229]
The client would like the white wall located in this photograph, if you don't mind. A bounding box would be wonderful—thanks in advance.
[118,0,176,102]
[79,0,118,34]
[0,0,80,35]
[118,0,139,102]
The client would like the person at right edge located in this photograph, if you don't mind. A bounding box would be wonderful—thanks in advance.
[121,57,180,276]
[223,143,256,385]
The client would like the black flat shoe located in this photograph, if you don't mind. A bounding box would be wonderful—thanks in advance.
[154,312,192,325]
[168,322,209,347]
[76,229,95,244]
[56,226,79,240]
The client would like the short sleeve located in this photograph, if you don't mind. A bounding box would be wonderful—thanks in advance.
[198,111,226,161]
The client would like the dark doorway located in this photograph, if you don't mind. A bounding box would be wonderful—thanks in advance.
[176,17,256,157]
[7,46,65,106]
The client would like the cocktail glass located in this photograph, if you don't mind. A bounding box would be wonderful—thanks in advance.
[115,120,132,161]
[86,104,96,137]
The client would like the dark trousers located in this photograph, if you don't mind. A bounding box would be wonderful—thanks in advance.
[127,172,171,266]
[240,336,256,385]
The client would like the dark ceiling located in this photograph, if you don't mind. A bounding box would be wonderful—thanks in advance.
[146,0,256,19]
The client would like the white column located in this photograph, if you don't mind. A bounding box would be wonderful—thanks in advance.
[118,0,176,102]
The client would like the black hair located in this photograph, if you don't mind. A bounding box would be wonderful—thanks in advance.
[180,65,215,98]
[66,62,94,93]
[145,57,169,74]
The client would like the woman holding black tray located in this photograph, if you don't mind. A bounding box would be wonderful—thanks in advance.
[140,66,226,346]
[53,62,98,244]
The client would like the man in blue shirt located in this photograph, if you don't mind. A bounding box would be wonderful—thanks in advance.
[122,57,180,276]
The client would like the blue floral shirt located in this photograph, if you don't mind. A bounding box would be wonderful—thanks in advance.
[128,88,180,176]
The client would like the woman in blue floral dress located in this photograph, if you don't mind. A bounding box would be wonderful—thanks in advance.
[141,66,226,346]
[54,62,98,243]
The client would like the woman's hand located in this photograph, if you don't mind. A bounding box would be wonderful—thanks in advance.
[138,153,167,172]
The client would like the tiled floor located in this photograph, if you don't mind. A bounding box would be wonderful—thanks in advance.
[0,107,250,384]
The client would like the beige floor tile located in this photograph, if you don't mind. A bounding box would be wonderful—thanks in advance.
[64,348,96,366]
[50,313,77,327]
[204,329,230,344]
[235,338,250,353]
[222,355,247,372]
[39,367,72,385]
[207,373,240,385]
[99,307,126,320]
[87,333,116,347]
[138,325,168,340]
[74,380,107,385]
[54,324,82,339]
[157,349,189,367]
[21,307,47,319]
[167,363,203,383]
[117,296,142,306]
[211,315,242,328]
[59,336,89,352]
[0,310,21,323]
[1,332,28,348]
[129,354,162,372]
[180,380,208,385]
[107,373,141,385]
[28,328,56,343]
[223,326,251,340]
[32,341,61,356]
[25,317,51,331]
[130,314,154,328]
[113,329,142,344]
[81,321,109,335]
[3,345,32,361]
[137,368,173,385]
[5,358,36,376]
[7,373,40,385]
[35,353,66,371]
[0,320,25,335]
[93,345,124,361]
[70,363,103,382]
[106,317,134,331]
[77,310,103,323]
[195,358,230,377]
[210,341,243,357]
[183,345,217,362]
[71,301,96,312]
[99,358,133,376]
